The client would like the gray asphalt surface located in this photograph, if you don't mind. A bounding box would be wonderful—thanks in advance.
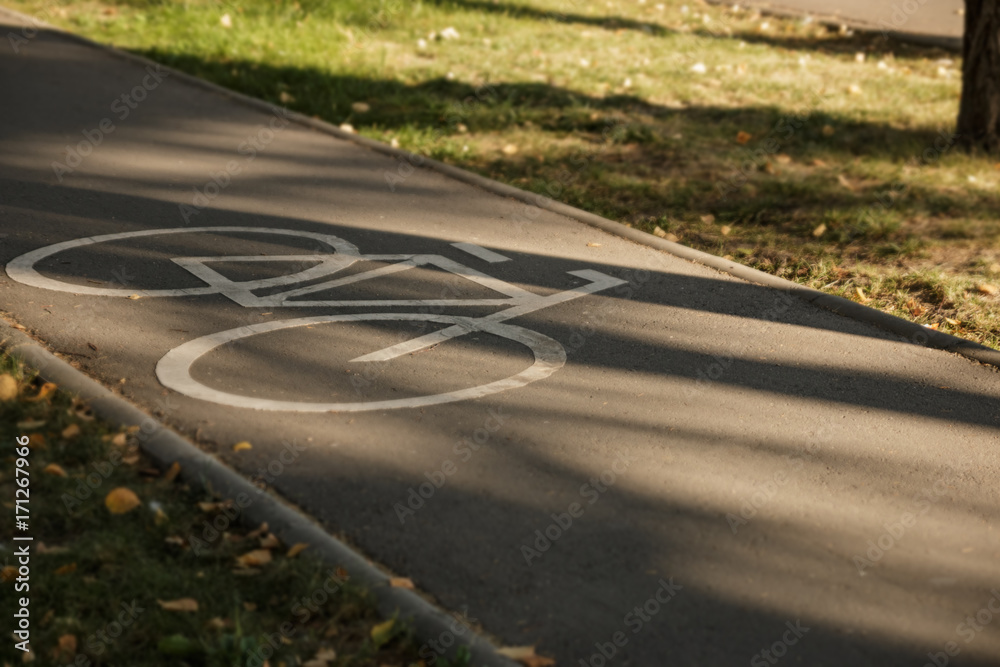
[3,10,1000,667]
[732,0,963,40]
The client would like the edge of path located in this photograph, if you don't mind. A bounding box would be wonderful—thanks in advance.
[0,317,519,667]
[703,0,962,52]
[10,1,978,370]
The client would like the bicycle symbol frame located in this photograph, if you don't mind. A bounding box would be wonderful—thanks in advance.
[6,227,625,412]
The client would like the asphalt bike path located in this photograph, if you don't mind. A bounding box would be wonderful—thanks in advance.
[1,11,999,666]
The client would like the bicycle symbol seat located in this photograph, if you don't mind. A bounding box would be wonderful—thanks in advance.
[6,226,625,412]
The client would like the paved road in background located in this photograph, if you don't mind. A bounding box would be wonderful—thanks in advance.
[735,0,963,41]
[2,9,1000,666]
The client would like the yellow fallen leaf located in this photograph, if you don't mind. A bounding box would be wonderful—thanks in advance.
[720,225,732,236]
[61,424,81,439]
[497,646,556,667]
[55,563,77,575]
[158,598,199,612]
[236,549,273,568]
[855,286,868,302]
[847,84,862,95]
[774,154,792,164]
[736,130,752,144]
[43,463,67,477]
[164,536,186,547]
[53,634,77,660]
[286,543,309,558]
[837,174,855,191]
[0,374,17,401]
[351,101,370,113]
[259,533,281,549]
[977,283,998,295]
[111,432,128,446]
[927,322,940,330]
[27,382,57,402]
[389,577,415,589]
[812,223,827,237]
[105,487,141,514]
[232,441,253,452]
[370,618,396,647]
[944,317,960,326]
[127,294,142,300]
[162,462,181,483]
[586,242,601,247]
[501,143,519,155]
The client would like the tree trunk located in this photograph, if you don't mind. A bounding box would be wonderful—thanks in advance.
[957,1,1000,152]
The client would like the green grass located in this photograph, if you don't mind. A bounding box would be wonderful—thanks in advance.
[0,355,468,666]
[7,0,1000,346]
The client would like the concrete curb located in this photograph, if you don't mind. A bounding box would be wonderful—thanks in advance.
[703,0,962,52]
[0,321,516,667]
[11,5,991,370]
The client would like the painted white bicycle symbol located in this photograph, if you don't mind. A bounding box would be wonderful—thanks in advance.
[6,227,624,412]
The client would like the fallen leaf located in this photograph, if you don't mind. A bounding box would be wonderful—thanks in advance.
[286,543,309,558]
[339,123,356,133]
[27,382,57,402]
[847,84,862,95]
[259,533,281,549]
[736,131,752,144]
[122,453,140,465]
[158,598,199,613]
[17,419,47,430]
[61,424,81,439]
[205,617,228,630]
[855,286,869,302]
[926,322,940,330]
[232,441,253,452]
[279,91,295,104]
[700,213,716,224]
[812,223,827,238]
[219,13,232,28]
[164,536,187,548]
[236,549,273,568]
[55,563,77,576]
[1,565,17,582]
[105,487,141,514]
[811,158,827,167]
[370,619,396,647]
[501,144,519,155]
[905,298,926,316]
[162,462,181,483]
[52,634,77,660]
[127,294,141,300]
[977,283,998,295]
[42,463,67,477]
[27,433,45,449]
[944,317,960,326]
[111,432,128,446]
[389,577,415,589]
[246,522,269,539]
[497,646,556,667]
[243,601,257,612]
[837,174,855,191]
[586,242,601,247]
[0,374,17,401]
[351,101,370,113]
[720,225,732,236]
[37,543,69,555]
[774,154,792,164]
